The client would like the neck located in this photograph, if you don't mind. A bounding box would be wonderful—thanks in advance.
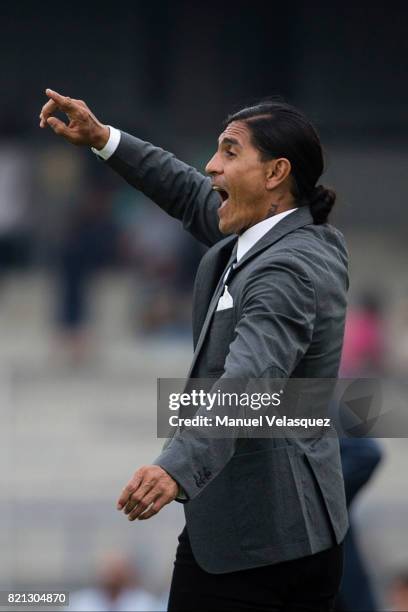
[264,191,296,218]
[265,203,280,219]
[264,201,296,221]
[237,205,296,235]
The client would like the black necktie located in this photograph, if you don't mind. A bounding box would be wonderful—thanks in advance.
[185,241,238,380]
[219,241,238,290]
[207,242,238,315]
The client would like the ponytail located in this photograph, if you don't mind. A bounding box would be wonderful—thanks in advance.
[308,184,336,224]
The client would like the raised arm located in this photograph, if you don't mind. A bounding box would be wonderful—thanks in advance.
[105,131,224,246]
[39,89,224,247]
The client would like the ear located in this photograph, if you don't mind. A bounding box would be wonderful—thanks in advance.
[265,158,292,190]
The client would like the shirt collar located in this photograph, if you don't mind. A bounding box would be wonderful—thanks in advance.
[236,208,298,262]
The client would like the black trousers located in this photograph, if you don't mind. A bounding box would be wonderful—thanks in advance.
[168,527,343,612]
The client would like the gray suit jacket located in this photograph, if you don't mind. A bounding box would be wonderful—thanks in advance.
[107,132,349,573]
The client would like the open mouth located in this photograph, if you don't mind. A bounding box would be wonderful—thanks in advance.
[212,186,229,210]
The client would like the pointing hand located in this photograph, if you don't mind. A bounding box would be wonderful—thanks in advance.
[39,88,110,150]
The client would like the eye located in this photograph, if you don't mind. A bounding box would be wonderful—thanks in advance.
[224,150,236,158]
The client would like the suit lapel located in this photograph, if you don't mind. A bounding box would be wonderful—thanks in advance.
[188,237,237,378]
[233,206,314,273]
[188,206,314,379]
[191,235,237,347]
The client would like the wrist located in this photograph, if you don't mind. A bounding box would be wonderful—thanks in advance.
[93,125,110,150]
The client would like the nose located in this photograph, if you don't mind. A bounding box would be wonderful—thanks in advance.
[205,151,223,176]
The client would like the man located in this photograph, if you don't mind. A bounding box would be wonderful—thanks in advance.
[40,90,348,611]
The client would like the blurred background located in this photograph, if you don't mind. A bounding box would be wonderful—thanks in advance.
[0,1,407,610]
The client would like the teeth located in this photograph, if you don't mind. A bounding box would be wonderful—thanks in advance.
[212,186,228,203]
[212,186,227,194]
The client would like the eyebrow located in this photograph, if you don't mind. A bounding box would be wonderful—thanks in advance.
[218,136,242,148]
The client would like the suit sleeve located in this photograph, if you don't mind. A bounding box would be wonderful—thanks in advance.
[105,131,224,247]
[154,258,317,500]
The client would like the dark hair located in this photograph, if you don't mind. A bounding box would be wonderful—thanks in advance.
[224,101,336,224]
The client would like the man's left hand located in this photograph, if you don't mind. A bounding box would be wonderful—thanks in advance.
[117,465,179,521]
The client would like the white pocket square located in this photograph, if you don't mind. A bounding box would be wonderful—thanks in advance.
[216,286,234,311]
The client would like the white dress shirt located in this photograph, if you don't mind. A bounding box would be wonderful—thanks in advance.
[236,208,297,261]
[91,126,121,160]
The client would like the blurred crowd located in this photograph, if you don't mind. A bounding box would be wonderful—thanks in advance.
[68,551,166,611]
[0,133,204,360]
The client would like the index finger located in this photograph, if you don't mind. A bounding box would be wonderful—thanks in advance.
[45,88,75,112]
